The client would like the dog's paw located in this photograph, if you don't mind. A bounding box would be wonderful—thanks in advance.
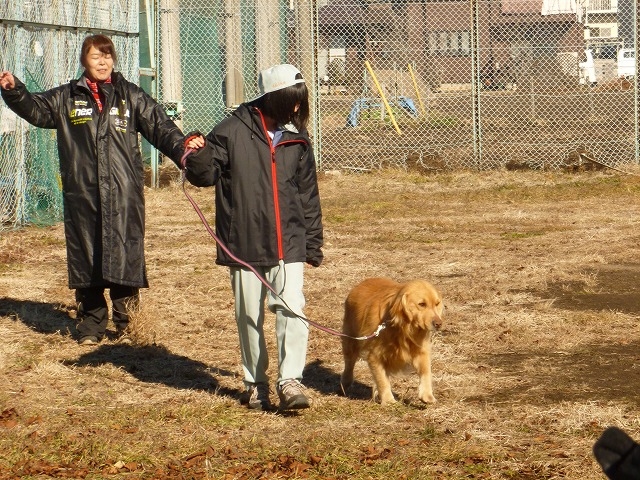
[419,393,437,404]
[379,394,397,406]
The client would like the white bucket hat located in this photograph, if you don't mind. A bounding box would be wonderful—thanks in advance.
[250,64,305,102]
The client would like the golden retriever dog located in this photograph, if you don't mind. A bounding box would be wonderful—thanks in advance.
[340,277,443,405]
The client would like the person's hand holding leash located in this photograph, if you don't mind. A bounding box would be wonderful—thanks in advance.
[185,135,205,150]
[180,133,215,186]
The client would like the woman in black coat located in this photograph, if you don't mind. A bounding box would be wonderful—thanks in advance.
[0,34,186,345]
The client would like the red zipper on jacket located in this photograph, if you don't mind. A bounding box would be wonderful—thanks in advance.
[256,110,285,260]
[255,109,308,262]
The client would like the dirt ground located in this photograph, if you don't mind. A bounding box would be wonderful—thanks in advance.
[1,166,640,479]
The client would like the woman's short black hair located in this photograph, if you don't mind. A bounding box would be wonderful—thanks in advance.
[80,35,117,68]
[252,73,309,132]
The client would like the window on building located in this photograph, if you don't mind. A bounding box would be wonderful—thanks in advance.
[459,31,470,54]
[439,32,449,51]
[599,27,612,37]
[589,26,612,38]
[428,30,471,56]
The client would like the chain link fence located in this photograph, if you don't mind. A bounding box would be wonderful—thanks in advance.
[154,0,637,174]
[317,0,638,171]
[0,0,138,230]
[2,0,639,228]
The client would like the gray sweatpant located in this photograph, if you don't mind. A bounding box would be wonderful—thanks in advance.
[230,261,309,388]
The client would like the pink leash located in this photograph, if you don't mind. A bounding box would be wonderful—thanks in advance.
[179,148,384,341]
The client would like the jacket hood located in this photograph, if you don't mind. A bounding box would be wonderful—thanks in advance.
[232,104,264,139]
[232,103,302,145]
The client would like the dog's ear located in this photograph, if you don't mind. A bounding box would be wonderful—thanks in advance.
[387,285,419,325]
[401,291,423,320]
[385,290,407,327]
[401,292,411,316]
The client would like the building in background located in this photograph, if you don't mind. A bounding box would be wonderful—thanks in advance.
[318,0,583,91]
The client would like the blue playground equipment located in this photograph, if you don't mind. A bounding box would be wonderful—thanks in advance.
[346,96,419,127]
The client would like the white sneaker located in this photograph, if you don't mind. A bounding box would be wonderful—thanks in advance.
[277,379,310,410]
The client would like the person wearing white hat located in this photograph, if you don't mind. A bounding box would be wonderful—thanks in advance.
[184,64,323,411]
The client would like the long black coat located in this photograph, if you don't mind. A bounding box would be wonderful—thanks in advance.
[185,104,323,268]
[1,72,184,288]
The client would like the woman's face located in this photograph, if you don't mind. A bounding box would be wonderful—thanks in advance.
[84,46,114,82]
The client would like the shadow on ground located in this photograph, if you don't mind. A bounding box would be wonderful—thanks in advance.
[0,297,76,335]
[0,297,243,399]
[304,358,372,399]
[64,344,240,398]
[543,263,640,315]
[474,340,640,406]
[472,263,640,406]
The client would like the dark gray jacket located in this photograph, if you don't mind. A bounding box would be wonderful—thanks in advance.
[1,72,185,288]
[185,104,323,268]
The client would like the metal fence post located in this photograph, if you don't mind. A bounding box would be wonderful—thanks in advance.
[470,0,482,168]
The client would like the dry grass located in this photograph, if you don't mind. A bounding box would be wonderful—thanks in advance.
[1,167,640,479]
[121,298,158,347]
